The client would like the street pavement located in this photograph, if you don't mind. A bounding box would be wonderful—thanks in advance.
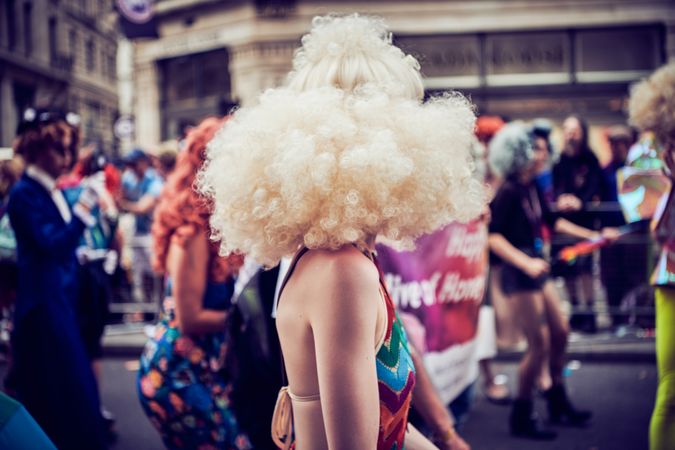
[93,358,658,449]
[0,347,656,449]
[461,361,655,450]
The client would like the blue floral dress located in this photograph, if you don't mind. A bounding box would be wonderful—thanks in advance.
[137,279,251,450]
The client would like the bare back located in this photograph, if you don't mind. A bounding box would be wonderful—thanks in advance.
[275,246,388,450]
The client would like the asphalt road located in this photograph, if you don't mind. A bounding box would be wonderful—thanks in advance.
[0,358,657,449]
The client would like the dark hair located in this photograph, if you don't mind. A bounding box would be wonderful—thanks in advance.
[565,115,593,154]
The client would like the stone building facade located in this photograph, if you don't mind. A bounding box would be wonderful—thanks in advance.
[129,0,675,150]
[0,0,119,153]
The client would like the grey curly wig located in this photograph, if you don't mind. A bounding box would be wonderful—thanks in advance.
[488,122,534,179]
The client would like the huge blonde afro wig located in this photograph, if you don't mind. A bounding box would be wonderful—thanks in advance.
[629,63,675,148]
[198,14,486,266]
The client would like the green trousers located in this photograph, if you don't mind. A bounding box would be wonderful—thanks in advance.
[651,287,675,450]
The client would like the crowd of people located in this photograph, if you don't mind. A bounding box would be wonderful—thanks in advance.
[0,12,673,450]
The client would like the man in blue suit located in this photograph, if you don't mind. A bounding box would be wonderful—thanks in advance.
[7,109,107,449]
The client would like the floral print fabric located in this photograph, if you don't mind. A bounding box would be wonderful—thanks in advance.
[138,294,251,450]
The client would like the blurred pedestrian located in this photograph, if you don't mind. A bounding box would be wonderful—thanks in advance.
[0,154,23,363]
[600,125,648,330]
[7,108,107,449]
[59,146,121,436]
[488,122,618,440]
[119,148,163,308]
[200,14,484,449]
[552,115,604,332]
[155,144,178,180]
[474,115,513,405]
[137,117,250,449]
[628,62,675,450]
[531,119,555,204]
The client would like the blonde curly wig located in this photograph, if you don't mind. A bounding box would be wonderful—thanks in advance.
[198,14,486,266]
[629,63,675,147]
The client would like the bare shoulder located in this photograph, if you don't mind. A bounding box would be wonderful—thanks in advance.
[298,246,379,289]
[292,246,381,316]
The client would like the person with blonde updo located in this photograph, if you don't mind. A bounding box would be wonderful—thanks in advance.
[199,14,485,450]
[629,62,675,450]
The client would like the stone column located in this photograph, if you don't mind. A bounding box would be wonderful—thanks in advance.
[229,41,296,106]
[134,60,161,150]
[0,72,17,147]
[666,21,675,63]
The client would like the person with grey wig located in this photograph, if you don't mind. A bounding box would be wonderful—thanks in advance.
[488,122,619,440]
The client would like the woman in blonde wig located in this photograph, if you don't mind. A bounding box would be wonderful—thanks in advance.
[199,14,485,449]
[629,62,675,450]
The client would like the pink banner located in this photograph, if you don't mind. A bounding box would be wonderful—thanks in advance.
[376,220,488,402]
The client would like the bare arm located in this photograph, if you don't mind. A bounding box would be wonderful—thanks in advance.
[488,233,549,280]
[488,233,532,272]
[553,217,597,241]
[119,193,158,215]
[410,348,467,450]
[406,423,441,450]
[306,250,381,450]
[167,230,228,335]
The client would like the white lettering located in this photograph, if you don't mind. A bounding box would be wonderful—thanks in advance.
[385,272,485,309]
[445,226,487,262]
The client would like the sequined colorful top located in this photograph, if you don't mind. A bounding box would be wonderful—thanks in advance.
[372,252,417,449]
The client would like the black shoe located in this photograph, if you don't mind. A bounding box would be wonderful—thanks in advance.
[510,399,557,440]
[581,313,598,334]
[569,313,585,331]
[545,384,592,426]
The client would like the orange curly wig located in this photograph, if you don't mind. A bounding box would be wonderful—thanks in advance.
[152,116,243,282]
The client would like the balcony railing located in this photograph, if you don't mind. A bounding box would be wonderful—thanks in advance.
[50,52,74,73]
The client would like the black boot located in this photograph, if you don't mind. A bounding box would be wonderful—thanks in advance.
[581,312,597,334]
[545,384,592,426]
[509,399,557,440]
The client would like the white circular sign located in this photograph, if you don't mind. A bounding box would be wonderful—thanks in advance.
[114,116,135,140]
[116,0,154,25]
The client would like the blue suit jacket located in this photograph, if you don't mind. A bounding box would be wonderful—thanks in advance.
[7,174,86,326]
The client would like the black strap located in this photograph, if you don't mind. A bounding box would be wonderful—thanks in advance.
[276,247,310,386]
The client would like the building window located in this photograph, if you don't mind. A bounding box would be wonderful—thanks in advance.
[22,2,32,56]
[69,29,77,62]
[48,17,57,61]
[100,48,106,75]
[70,95,78,114]
[6,0,16,51]
[86,39,95,72]
[108,54,116,80]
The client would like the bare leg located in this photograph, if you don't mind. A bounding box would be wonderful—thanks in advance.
[541,281,591,425]
[542,281,570,386]
[508,289,557,440]
[510,290,549,400]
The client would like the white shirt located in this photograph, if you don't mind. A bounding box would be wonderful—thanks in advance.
[26,165,72,224]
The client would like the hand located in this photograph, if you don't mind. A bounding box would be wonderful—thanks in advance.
[556,194,582,212]
[103,250,118,275]
[437,428,471,450]
[601,227,621,242]
[522,257,550,279]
